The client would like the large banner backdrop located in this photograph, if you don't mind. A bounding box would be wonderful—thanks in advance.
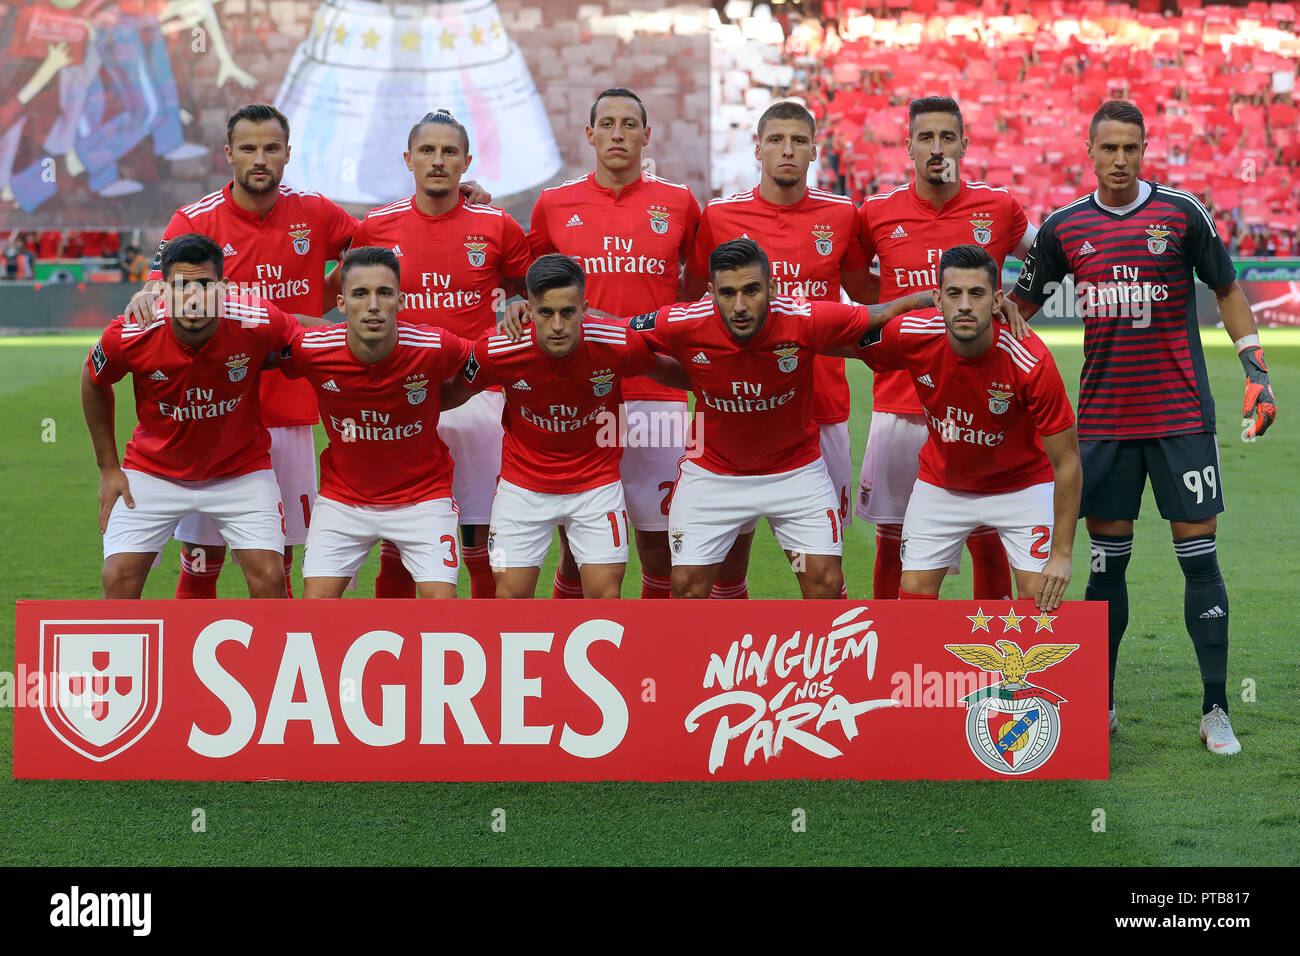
[0,0,709,229]
[14,600,1108,781]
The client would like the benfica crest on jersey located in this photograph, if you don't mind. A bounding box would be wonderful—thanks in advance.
[288,227,311,255]
[591,371,615,397]
[987,387,1013,414]
[775,346,799,372]
[465,241,487,267]
[226,354,250,382]
[1145,225,1171,255]
[405,378,428,405]
[811,228,834,256]
[970,218,993,245]
[648,206,670,235]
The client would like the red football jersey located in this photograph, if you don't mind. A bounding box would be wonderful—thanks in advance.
[633,297,876,476]
[352,195,531,337]
[464,322,657,493]
[859,180,1028,414]
[86,297,297,481]
[856,310,1074,493]
[282,323,472,506]
[150,183,360,428]
[686,186,868,424]
[527,172,700,401]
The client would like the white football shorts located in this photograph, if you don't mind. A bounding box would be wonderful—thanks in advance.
[620,399,689,532]
[105,468,284,558]
[489,478,628,569]
[439,389,504,526]
[668,457,843,566]
[901,480,1056,573]
[302,495,461,584]
[856,411,928,525]
[736,421,852,537]
[176,425,316,547]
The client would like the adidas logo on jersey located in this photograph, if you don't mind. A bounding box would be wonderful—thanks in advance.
[691,352,710,364]
[916,373,934,387]
[392,245,403,257]
[565,214,583,227]
[889,225,908,239]
[512,379,532,390]
[322,379,341,392]
[1199,605,1226,619]
[1079,241,1096,256]
[149,369,168,381]
[222,243,238,257]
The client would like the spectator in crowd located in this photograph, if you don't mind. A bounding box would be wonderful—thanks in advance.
[122,245,149,283]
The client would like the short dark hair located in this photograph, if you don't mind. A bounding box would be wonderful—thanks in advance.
[908,96,964,138]
[407,109,470,152]
[526,253,586,299]
[339,246,401,289]
[589,88,647,128]
[709,238,771,282]
[937,244,998,291]
[1089,99,1145,141]
[226,103,289,143]
[159,233,223,280]
[757,100,816,138]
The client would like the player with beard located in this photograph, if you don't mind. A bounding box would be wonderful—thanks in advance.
[526,88,701,600]
[83,233,299,599]
[857,97,1037,602]
[123,103,358,599]
[854,245,1079,609]
[681,100,875,599]
[350,110,531,599]
[628,238,932,599]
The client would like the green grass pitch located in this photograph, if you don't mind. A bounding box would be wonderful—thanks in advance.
[2,327,1297,865]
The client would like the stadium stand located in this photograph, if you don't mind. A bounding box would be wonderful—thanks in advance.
[712,0,1300,256]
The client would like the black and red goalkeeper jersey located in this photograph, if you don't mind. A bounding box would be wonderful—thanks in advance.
[1013,181,1236,440]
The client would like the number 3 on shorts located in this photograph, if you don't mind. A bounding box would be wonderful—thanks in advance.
[440,534,458,568]
[1182,466,1218,505]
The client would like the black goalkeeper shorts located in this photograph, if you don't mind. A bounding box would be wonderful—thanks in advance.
[1080,432,1225,522]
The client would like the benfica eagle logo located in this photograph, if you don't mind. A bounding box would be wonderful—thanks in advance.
[405,378,428,405]
[226,354,250,383]
[465,241,487,268]
[1145,225,1171,255]
[648,206,670,235]
[288,226,311,255]
[970,218,993,245]
[812,228,834,256]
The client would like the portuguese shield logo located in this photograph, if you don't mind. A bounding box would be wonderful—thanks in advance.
[39,619,164,761]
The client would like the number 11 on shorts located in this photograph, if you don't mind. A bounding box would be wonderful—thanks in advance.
[607,510,629,547]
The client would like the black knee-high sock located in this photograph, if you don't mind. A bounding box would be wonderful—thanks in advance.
[1086,533,1133,709]
[1174,534,1229,715]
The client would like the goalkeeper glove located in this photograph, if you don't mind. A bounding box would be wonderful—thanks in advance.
[1238,344,1277,438]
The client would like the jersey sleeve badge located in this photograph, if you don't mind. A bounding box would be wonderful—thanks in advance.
[629,311,657,331]
[91,341,108,374]
[463,351,480,383]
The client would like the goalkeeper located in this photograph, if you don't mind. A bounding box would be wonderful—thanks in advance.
[1006,100,1278,756]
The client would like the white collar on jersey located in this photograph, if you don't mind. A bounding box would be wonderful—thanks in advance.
[1092,179,1152,216]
